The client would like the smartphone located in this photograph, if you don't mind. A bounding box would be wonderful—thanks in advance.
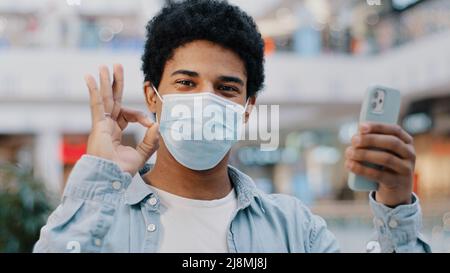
[348,85,401,191]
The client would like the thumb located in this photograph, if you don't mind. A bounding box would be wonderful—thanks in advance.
[136,122,160,164]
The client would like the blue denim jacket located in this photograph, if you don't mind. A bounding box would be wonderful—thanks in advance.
[33,155,431,253]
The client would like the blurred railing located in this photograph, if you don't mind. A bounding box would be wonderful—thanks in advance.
[1,30,449,106]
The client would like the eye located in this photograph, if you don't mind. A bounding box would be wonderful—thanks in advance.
[218,85,239,92]
[176,80,195,87]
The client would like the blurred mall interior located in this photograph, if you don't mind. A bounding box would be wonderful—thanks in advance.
[0,0,450,252]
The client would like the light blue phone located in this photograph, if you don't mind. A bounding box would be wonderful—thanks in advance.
[348,85,401,191]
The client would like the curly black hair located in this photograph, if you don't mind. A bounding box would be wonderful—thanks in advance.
[141,0,265,98]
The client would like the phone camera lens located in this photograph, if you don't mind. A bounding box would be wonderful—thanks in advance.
[379,99,383,103]
[371,101,377,109]
[373,92,379,99]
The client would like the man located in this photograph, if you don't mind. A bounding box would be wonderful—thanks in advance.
[34,0,430,253]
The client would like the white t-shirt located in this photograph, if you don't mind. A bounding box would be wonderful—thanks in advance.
[149,185,238,253]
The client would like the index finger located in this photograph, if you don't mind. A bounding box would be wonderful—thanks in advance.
[116,108,154,130]
[359,122,413,144]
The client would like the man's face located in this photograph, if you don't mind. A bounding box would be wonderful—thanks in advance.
[144,40,253,120]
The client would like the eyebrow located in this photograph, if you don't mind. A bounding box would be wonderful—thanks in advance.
[171,69,244,86]
[171,70,199,77]
[218,75,244,86]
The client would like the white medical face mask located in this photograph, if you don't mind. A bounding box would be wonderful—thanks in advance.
[152,86,248,170]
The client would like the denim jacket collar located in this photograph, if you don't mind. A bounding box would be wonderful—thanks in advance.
[124,163,261,211]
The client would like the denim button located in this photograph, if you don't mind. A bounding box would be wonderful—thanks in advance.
[94,238,102,246]
[388,219,398,228]
[148,197,158,206]
[147,224,156,232]
[375,218,384,228]
[366,241,381,253]
[112,181,121,190]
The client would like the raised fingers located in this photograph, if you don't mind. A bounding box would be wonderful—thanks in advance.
[99,65,114,115]
[84,74,104,125]
[111,64,124,120]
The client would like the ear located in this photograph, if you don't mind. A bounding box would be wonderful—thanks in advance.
[244,95,257,123]
[143,81,158,113]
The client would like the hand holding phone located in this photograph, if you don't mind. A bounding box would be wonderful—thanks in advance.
[346,85,417,205]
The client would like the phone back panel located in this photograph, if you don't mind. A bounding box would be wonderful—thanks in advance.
[348,86,401,191]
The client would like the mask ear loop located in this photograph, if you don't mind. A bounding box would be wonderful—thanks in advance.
[151,84,164,103]
[242,98,251,119]
[236,98,250,141]
[243,99,250,113]
[151,84,164,122]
